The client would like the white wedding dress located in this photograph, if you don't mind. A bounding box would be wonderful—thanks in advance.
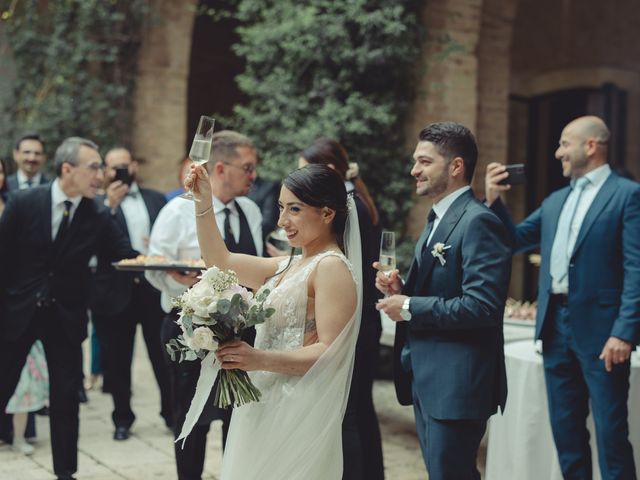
[220,250,362,480]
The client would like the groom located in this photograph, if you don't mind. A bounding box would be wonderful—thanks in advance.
[376,122,511,479]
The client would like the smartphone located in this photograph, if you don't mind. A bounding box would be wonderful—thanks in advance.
[498,163,526,186]
[114,166,133,186]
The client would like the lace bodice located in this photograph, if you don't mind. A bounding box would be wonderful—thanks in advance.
[249,250,353,398]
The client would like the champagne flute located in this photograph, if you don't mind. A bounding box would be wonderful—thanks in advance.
[379,231,396,275]
[180,115,215,201]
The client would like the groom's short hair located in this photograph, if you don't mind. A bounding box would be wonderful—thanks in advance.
[418,122,478,183]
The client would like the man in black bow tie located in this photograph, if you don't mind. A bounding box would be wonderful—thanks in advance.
[89,147,170,441]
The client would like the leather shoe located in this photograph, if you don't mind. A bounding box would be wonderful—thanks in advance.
[113,426,130,441]
[56,476,77,480]
[77,387,88,404]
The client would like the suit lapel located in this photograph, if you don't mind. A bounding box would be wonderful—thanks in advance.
[571,173,618,256]
[42,185,53,246]
[140,188,160,224]
[413,191,472,293]
[414,221,431,268]
[544,187,571,247]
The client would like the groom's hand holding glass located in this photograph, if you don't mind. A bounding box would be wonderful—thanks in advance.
[373,263,408,322]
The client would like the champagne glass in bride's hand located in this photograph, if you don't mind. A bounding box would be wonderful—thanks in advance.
[180,115,215,201]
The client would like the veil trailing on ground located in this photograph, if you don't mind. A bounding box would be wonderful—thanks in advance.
[220,195,363,480]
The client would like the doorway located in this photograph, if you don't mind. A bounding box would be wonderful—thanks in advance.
[508,83,627,300]
[187,0,245,151]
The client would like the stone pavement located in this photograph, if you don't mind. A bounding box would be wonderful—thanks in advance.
[0,330,427,480]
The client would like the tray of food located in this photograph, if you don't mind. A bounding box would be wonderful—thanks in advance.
[112,255,205,272]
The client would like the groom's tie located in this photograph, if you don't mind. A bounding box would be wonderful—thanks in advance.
[550,176,590,288]
[422,208,437,254]
[416,209,437,266]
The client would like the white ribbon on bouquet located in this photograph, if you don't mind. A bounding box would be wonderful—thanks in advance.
[175,351,221,448]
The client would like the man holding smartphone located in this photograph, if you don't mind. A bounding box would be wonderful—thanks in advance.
[89,147,171,441]
[485,116,640,479]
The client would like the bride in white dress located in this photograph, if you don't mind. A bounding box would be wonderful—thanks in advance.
[186,163,362,479]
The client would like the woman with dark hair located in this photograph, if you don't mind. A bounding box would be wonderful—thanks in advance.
[300,138,384,479]
[186,163,363,479]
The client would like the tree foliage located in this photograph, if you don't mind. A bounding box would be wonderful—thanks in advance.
[0,0,149,161]
[227,0,423,230]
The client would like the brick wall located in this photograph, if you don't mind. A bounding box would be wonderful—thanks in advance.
[132,0,198,192]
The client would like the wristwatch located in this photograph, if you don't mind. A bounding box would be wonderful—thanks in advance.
[400,297,412,321]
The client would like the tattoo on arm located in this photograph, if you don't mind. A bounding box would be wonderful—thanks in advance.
[305,318,317,333]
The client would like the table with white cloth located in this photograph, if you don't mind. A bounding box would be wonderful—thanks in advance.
[486,340,640,480]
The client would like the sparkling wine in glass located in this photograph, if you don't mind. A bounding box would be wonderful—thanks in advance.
[180,115,215,201]
[379,231,396,275]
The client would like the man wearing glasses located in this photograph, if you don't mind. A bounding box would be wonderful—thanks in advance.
[147,130,263,480]
[0,137,137,480]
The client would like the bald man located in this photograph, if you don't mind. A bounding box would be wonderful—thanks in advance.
[486,116,640,479]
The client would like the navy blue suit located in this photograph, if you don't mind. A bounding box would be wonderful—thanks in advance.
[394,190,511,479]
[492,171,640,479]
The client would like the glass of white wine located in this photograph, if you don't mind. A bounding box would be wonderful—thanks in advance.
[379,231,396,276]
[180,115,215,201]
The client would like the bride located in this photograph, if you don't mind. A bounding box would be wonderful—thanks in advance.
[186,163,362,479]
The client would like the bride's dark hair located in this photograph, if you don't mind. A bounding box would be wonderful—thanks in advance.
[283,164,349,244]
[270,165,348,279]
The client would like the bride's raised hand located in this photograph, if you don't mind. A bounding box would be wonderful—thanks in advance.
[216,340,263,371]
[184,163,212,203]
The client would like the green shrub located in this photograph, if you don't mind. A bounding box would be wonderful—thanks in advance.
[228,0,423,233]
[0,0,149,163]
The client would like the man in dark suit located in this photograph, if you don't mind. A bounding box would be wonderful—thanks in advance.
[248,175,280,250]
[486,115,640,479]
[0,137,137,480]
[90,147,171,440]
[375,122,511,480]
[6,132,50,191]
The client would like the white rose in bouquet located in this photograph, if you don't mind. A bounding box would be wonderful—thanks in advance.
[190,326,218,351]
[167,265,276,409]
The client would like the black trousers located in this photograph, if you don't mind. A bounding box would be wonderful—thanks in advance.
[0,307,82,478]
[161,312,231,480]
[342,315,385,480]
[93,282,171,429]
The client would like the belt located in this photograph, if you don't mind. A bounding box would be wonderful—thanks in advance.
[550,293,568,307]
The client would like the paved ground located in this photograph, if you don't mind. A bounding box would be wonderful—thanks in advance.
[0,330,429,480]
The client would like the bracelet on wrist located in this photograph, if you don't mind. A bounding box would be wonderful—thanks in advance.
[195,205,213,217]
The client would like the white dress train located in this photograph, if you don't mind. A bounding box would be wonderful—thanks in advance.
[220,250,361,480]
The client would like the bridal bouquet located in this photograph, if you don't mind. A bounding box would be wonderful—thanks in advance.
[166,266,275,408]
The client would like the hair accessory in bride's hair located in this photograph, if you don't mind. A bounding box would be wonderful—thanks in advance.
[346,191,355,212]
[345,162,359,180]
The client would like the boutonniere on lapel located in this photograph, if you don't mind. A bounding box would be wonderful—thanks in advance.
[431,242,451,266]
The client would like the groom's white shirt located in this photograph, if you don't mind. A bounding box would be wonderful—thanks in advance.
[426,185,471,245]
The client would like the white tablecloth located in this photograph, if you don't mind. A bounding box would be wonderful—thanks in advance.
[486,340,640,480]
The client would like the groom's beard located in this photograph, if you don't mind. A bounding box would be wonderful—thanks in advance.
[418,169,449,198]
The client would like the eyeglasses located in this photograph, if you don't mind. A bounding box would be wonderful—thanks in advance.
[83,163,106,172]
[223,162,256,175]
